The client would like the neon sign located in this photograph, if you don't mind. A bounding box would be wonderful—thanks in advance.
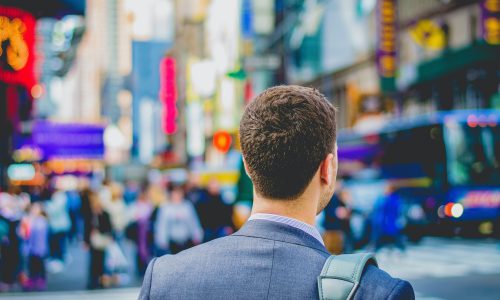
[0,7,36,88]
[159,57,178,135]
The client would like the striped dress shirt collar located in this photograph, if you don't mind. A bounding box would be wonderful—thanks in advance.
[248,213,324,246]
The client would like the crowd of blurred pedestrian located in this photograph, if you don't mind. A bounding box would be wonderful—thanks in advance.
[1,170,463,293]
[0,172,235,292]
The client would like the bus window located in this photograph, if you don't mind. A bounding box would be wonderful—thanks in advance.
[379,125,446,186]
[444,122,500,186]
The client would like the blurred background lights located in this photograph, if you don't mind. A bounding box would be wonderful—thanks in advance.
[437,205,445,218]
[213,130,232,153]
[30,84,44,98]
[467,115,478,127]
[488,114,497,127]
[479,222,493,235]
[468,114,498,128]
[7,164,36,181]
[191,60,217,97]
[444,202,454,217]
[104,124,127,149]
[451,203,464,218]
[478,115,488,127]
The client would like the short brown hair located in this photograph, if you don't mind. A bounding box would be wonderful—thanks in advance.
[239,85,337,200]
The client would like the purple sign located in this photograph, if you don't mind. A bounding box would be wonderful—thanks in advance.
[338,144,381,161]
[376,0,397,78]
[18,121,105,160]
[480,0,500,45]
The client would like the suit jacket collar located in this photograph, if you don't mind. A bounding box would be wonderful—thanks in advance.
[233,219,329,255]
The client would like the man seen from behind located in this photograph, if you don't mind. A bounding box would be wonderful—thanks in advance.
[139,85,414,299]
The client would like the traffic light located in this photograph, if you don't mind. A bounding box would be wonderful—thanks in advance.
[213,130,232,153]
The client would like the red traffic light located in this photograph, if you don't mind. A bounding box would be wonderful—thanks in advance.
[213,131,232,153]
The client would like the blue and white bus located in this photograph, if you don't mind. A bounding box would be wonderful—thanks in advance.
[337,110,500,239]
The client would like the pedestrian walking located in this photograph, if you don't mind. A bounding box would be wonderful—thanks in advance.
[371,184,406,252]
[154,184,203,255]
[45,188,71,271]
[0,186,29,291]
[85,191,113,289]
[194,179,234,242]
[65,188,82,243]
[21,203,49,291]
[130,189,153,275]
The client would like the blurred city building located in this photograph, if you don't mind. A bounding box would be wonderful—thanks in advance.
[251,0,499,129]
[0,0,498,232]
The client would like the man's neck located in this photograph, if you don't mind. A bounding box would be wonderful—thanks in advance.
[251,194,318,226]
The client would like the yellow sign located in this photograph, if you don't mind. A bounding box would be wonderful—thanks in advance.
[0,16,29,71]
[197,170,240,186]
[410,20,446,51]
[484,17,500,44]
[376,0,397,78]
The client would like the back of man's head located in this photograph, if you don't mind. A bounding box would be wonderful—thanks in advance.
[239,85,337,200]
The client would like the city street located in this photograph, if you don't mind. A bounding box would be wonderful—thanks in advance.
[1,1,499,299]
[1,237,499,299]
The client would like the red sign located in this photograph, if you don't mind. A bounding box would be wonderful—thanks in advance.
[159,57,177,134]
[0,7,36,89]
[213,130,232,153]
[244,79,254,104]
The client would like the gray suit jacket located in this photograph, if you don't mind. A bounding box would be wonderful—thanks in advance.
[139,219,414,299]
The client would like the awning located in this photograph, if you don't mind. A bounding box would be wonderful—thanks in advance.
[416,43,499,84]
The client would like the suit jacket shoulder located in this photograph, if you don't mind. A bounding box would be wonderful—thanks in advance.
[355,264,415,300]
[139,220,414,300]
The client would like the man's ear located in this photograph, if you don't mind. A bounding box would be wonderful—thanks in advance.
[320,153,335,186]
[242,156,251,178]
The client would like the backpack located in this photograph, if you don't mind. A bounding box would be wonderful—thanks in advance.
[318,253,378,300]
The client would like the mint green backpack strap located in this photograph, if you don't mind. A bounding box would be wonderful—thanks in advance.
[317,253,378,300]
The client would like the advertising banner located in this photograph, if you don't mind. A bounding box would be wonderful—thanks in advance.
[0,6,36,89]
